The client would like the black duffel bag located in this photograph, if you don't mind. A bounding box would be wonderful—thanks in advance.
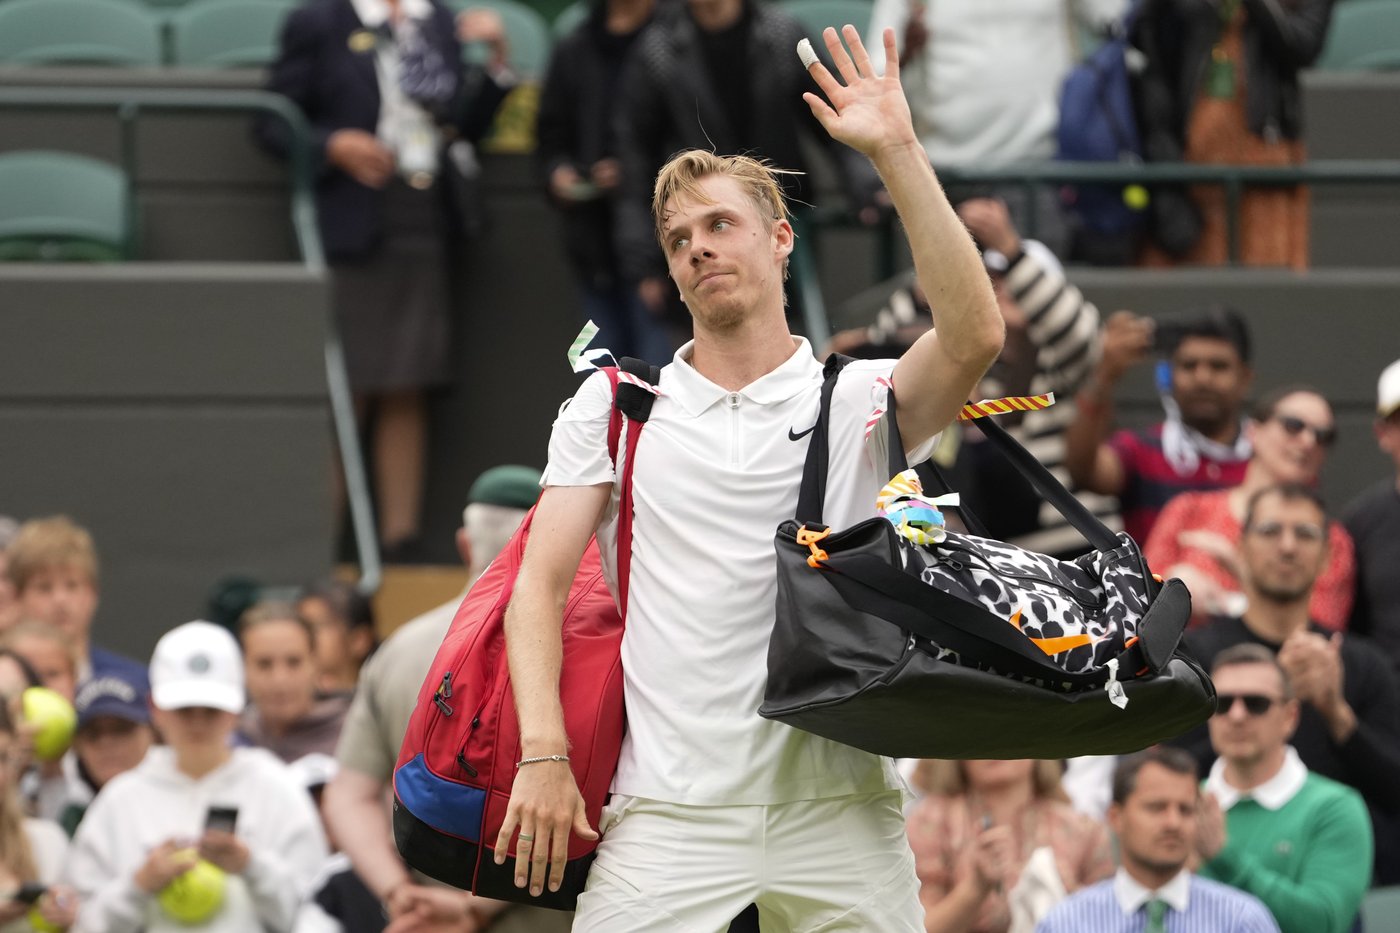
[758,356,1215,760]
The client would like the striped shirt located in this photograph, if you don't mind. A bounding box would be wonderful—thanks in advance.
[1036,872,1280,933]
[854,241,1115,556]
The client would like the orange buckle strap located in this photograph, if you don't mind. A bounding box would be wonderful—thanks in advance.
[795,526,831,569]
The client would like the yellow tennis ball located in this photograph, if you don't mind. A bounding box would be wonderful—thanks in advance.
[27,906,62,933]
[21,686,76,762]
[1123,184,1150,211]
[158,854,227,925]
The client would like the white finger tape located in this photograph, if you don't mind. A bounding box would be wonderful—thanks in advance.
[797,38,818,70]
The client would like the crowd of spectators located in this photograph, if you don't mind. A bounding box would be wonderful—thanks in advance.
[3,358,1398,932]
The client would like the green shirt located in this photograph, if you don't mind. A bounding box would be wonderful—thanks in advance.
[1202,772,1371,933]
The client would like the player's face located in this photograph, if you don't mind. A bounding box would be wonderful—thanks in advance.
[661,174,792,335]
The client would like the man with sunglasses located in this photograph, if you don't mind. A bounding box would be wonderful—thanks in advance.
[1174,483,1400,883]
[1196,643,1370,933]
[1344,358,1400,671]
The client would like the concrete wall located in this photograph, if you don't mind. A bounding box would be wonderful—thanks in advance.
[0,265,334,659]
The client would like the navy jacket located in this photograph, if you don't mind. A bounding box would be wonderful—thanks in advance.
[256,0,508,260]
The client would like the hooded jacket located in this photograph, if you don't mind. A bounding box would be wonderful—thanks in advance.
[64,746,328,933]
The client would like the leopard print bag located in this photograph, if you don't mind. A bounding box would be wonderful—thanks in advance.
[759,356,1215,759]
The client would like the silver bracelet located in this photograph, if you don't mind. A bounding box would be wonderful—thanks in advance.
[516,754,570,767]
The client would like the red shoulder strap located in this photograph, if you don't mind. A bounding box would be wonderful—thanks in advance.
[603,367,649,620]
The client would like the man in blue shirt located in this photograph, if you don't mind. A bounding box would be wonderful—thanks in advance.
[1037,748,1278,933]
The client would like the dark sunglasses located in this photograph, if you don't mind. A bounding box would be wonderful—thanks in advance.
[1273,414,1337,448]
[1215,693,1280,716]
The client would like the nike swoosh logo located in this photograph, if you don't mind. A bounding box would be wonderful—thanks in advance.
[788,424,816,441]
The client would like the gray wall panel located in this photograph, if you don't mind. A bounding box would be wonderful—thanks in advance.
[1,409,334,660]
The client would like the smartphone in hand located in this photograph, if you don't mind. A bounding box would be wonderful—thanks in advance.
[205,806,239,835]
[13,882,47,905]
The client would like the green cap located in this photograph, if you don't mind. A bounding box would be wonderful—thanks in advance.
[467,465,542,510]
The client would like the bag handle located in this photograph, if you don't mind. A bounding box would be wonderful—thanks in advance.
[605,358,661,620]
[795,355,1120,555]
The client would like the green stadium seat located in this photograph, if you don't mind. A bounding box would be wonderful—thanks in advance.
[0,151,130,261]
[1317,0,1400,71]
[0,0,162,66]
[551,0,588,39]
[446,0,552,79]
[169,0,292,67]
[1362,886,1400,933]
[778,0,873,43]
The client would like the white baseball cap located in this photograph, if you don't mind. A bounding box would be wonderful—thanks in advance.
[149,620,246,714]
[1379,359,1400,419]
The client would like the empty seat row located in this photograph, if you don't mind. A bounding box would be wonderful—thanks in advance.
[0,0,1392,75]
[0,0,555,76]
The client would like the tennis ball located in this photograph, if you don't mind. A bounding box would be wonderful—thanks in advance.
[158,853,227,925]
[21,687,76,762]
[27,906,62,933]
[1123,184,1150,211]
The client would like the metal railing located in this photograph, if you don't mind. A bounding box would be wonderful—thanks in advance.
[811,158,1400,281]
[940,159,1400,264]
[0,86,382,594]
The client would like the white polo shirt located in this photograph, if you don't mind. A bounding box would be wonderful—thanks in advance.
[544,338,932,806]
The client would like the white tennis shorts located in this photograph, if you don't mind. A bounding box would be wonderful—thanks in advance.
[570,789,923,932]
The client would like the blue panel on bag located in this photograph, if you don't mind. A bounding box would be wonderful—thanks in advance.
[395,754,485,842]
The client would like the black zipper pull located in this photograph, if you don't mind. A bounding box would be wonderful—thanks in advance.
[440,672,453,698]
[456,751,478,777]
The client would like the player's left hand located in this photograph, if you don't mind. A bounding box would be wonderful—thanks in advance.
[800,26,920,161]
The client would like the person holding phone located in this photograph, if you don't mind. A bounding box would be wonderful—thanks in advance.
[0,701,75,932]
[64,621,328,932]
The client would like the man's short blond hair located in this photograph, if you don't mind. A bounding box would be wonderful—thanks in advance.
[652,150,793,247]
[5,516,98,593]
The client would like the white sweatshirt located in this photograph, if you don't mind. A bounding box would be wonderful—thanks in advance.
[866,0,1126,166]
[64,746,329,933]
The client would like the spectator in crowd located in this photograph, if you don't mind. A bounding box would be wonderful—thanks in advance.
[65,620,328,932]
[3,517,147,688]
[1197,644,1370,933]
[0,652,41,785]
[828,196,1107,556]
[1066,306,1253,545]
[1345,358,1400,668]
[0,624,76,704]
[258,0,516,558]
[291,754,383,933]
[612,0,881,335]
[0,702,76,933]
[536,0,672,364]
[295,580,377,695]
[1146,386,1354,627]
[237,602,350,764]
[0,518,19,633]
[1133,0,1334,269]
[1035,748,1279,933]
[865,0,1126,257]
[2,623,80,822]
[57,671,155,838]
[324,465,567,931]
[1175,483,1400,883]
[907,759,1114,932]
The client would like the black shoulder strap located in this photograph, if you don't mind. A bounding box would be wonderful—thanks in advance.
[615,356,661,423]
[794,354,850,526]
[794,354,1121,554]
